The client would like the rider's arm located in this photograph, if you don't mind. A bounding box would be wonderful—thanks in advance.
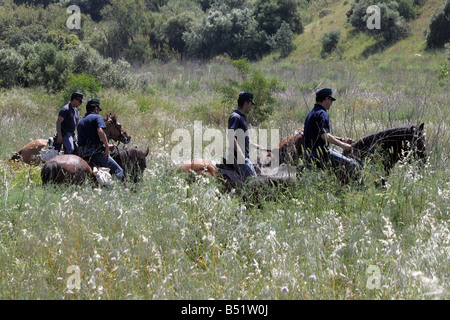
[321,132,352,151]
[97,127,110,158]
[56,116,64,143]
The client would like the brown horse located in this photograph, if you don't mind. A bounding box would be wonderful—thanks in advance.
[111,147,149,183]
[260,128,304,167]
[41,154,94,185]
[103,113,131,146]
[41,147,149,185]
[12,114,131,165]
[11,139,49,165]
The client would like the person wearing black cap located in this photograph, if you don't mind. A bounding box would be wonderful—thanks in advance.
[226,92,263,181]
[77,99,126,186]
[303,88,359,179]
[55,92,83,154]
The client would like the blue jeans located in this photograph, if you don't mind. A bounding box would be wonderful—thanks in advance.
[78,146,124,181]
[307,148,360,180]
[235,158,257,181]
[55,132,75,154]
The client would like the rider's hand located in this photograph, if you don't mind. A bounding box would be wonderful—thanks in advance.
[342,143,352,152]
[103,148,110,158]
[56,136,63,144]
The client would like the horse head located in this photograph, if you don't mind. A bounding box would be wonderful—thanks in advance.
[260,129,304,168]
[411,123,428,159]
[104,113,131,145]
[349,123,428,173]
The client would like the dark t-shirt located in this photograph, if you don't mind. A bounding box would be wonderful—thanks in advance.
[58,103,79,135]
[303,104,330,156]
[77,112,106,147]
[228,109,250,158]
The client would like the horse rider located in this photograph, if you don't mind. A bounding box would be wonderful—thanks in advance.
[303,88,359,179]
[226,92,263,181]
[77,99,127,187]
[55,92,83,154]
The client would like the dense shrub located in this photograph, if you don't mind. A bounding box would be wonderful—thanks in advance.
[0,48,25,88]
[266,21,296,58]
[18,42,72,90]
[321,29,341,55]
[254,0,303,35]
[71,44,131,89]
[217,59,281,125]
[61,72,101,104]
[183,7,267,60]
[347,0,410,44]
[426,0,450,49]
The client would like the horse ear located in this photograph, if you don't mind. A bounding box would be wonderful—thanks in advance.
[419,123,424,131]
[145,147,149,157]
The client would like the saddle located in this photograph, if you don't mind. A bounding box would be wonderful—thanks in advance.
[215,157,298,189]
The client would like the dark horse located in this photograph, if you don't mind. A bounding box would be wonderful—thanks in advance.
[344,123,428,175]
[12,113,131,165]
[41,147,149,185]
[177,123,428,190]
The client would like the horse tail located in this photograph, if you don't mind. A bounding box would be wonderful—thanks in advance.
[41,161,60,184]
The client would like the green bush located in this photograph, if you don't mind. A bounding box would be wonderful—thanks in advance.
[0,48,25,88]
[347,1,410,44]
[426,0,450,49]
[60,72,101,105]
[18,42,72,90]
[217,59,281,125]
[71,44,131,89]
[266,21,296,58]
[320,29,341,55]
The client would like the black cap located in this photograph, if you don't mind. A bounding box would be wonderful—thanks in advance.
[86,99,101,112]
[71,92,84,102]
[238,92,256,105]
[315,88,336,101]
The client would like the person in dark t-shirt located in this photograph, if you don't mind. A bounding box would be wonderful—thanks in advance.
[55,92,82,154]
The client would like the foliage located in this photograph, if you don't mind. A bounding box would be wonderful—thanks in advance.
[0,48,25,88]
[321,29,341,55]
[426,0,450,49]
[71,44,131,89]
[347,0,411,44]
[61,72,101,105]
[183,6,266,60]
[266,21,296,58]
[18,42,72,90]
[253,0,303,35]
[217,59,281,125]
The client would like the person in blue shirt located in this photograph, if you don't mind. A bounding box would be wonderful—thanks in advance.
[55,92,82,154]
[77,99,126,186]
[226,92,263,181]
[303,88,359,179]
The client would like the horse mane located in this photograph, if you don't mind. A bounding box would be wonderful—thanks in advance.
[349,123,426,162]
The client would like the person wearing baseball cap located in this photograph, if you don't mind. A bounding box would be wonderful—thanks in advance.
[303,88,359,180]
[55,92,83,154]
[77,98,127,187]
[226,92,263,181]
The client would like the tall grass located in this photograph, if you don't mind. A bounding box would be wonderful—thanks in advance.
[0,57,448,299]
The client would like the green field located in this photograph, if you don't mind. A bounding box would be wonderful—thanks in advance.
[0,0,449,300]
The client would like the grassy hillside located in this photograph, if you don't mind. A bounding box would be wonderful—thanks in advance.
[0,0,448,301]
[282,0,448,65]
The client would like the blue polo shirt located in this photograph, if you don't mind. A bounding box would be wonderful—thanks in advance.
[303,104,330,156]
[228,109,250,158]
[58,103,79,135]
[77,112,106,147]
